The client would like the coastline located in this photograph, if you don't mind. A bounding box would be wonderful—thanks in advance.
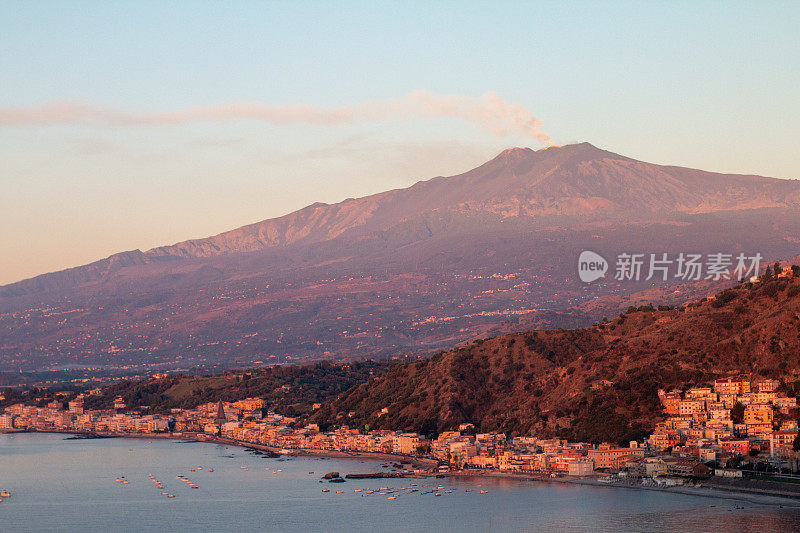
[452,468,800,507]
[1,428,438,470]
[199,435,440,471]
[5,429,799,506]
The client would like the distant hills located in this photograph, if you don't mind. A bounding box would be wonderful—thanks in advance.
[2,143,800,371]
[311,269,800,443]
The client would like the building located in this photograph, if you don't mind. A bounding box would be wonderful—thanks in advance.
[0,414,15,429]
[396,433,422,455]
[567,458,594,476]
[661,457,712,478]
[587,444,644,470]
[744,403,773,425]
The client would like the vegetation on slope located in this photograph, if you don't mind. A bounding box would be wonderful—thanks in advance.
[77,361,388,417]
[310,265,800,444]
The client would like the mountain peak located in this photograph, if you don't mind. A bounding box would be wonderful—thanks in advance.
[499,147,534,156]
[496,142,613,160]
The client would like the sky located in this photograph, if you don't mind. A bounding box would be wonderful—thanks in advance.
[1,1,798,285]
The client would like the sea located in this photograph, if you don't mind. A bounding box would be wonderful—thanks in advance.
[1,432,798,532]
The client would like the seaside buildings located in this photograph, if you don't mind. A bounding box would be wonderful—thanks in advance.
[2,376,797,481]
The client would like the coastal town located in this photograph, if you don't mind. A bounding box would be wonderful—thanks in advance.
[2,377,798,486]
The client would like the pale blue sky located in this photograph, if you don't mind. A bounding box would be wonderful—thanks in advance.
[1,1,798,284]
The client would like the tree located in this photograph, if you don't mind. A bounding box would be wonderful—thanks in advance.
[731,402,745,424]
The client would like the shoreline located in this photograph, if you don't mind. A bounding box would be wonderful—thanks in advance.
[199,435,440,471]
[1,429,438,470]
[451,468,800,507]
[5,429,799,506]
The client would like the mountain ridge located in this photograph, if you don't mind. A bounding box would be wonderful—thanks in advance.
[3,142,799,296]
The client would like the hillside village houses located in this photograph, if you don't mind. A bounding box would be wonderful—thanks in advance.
[2,377,797,481]
[649,378,799,459]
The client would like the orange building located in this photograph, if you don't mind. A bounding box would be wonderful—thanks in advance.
[588,444,645,469]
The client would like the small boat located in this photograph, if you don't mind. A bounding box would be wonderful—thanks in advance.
[208,469,214,472]
[434,493,441,497]
[354,489,362,492]
[322,489,330,493]
[161,492,169,495]
[0,490,9,498]
[167,494,175,498]
[388,495,398,500]
[336,490,344,494]
[480,490,488,494]
[197,468,203,470]
[122,481,130,484]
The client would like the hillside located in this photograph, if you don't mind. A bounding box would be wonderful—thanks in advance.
[310,265,800,444]
[2,143,800,372]
[1,361,387,418]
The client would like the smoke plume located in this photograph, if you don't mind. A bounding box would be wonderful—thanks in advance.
[0,91,553,145]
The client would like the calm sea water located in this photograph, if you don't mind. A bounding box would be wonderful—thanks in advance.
[1,432,798,532]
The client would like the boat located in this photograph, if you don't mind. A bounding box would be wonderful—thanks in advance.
[161,492,169,495]
[322,489,330,493]
[0,490,9,498]
[167,494,175,498]
[336,490,344,494]
[480,490,488,494]
[388,495,398,500]
[353,489,362,492]
[434,493,441,497]
[208,469,214,472]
